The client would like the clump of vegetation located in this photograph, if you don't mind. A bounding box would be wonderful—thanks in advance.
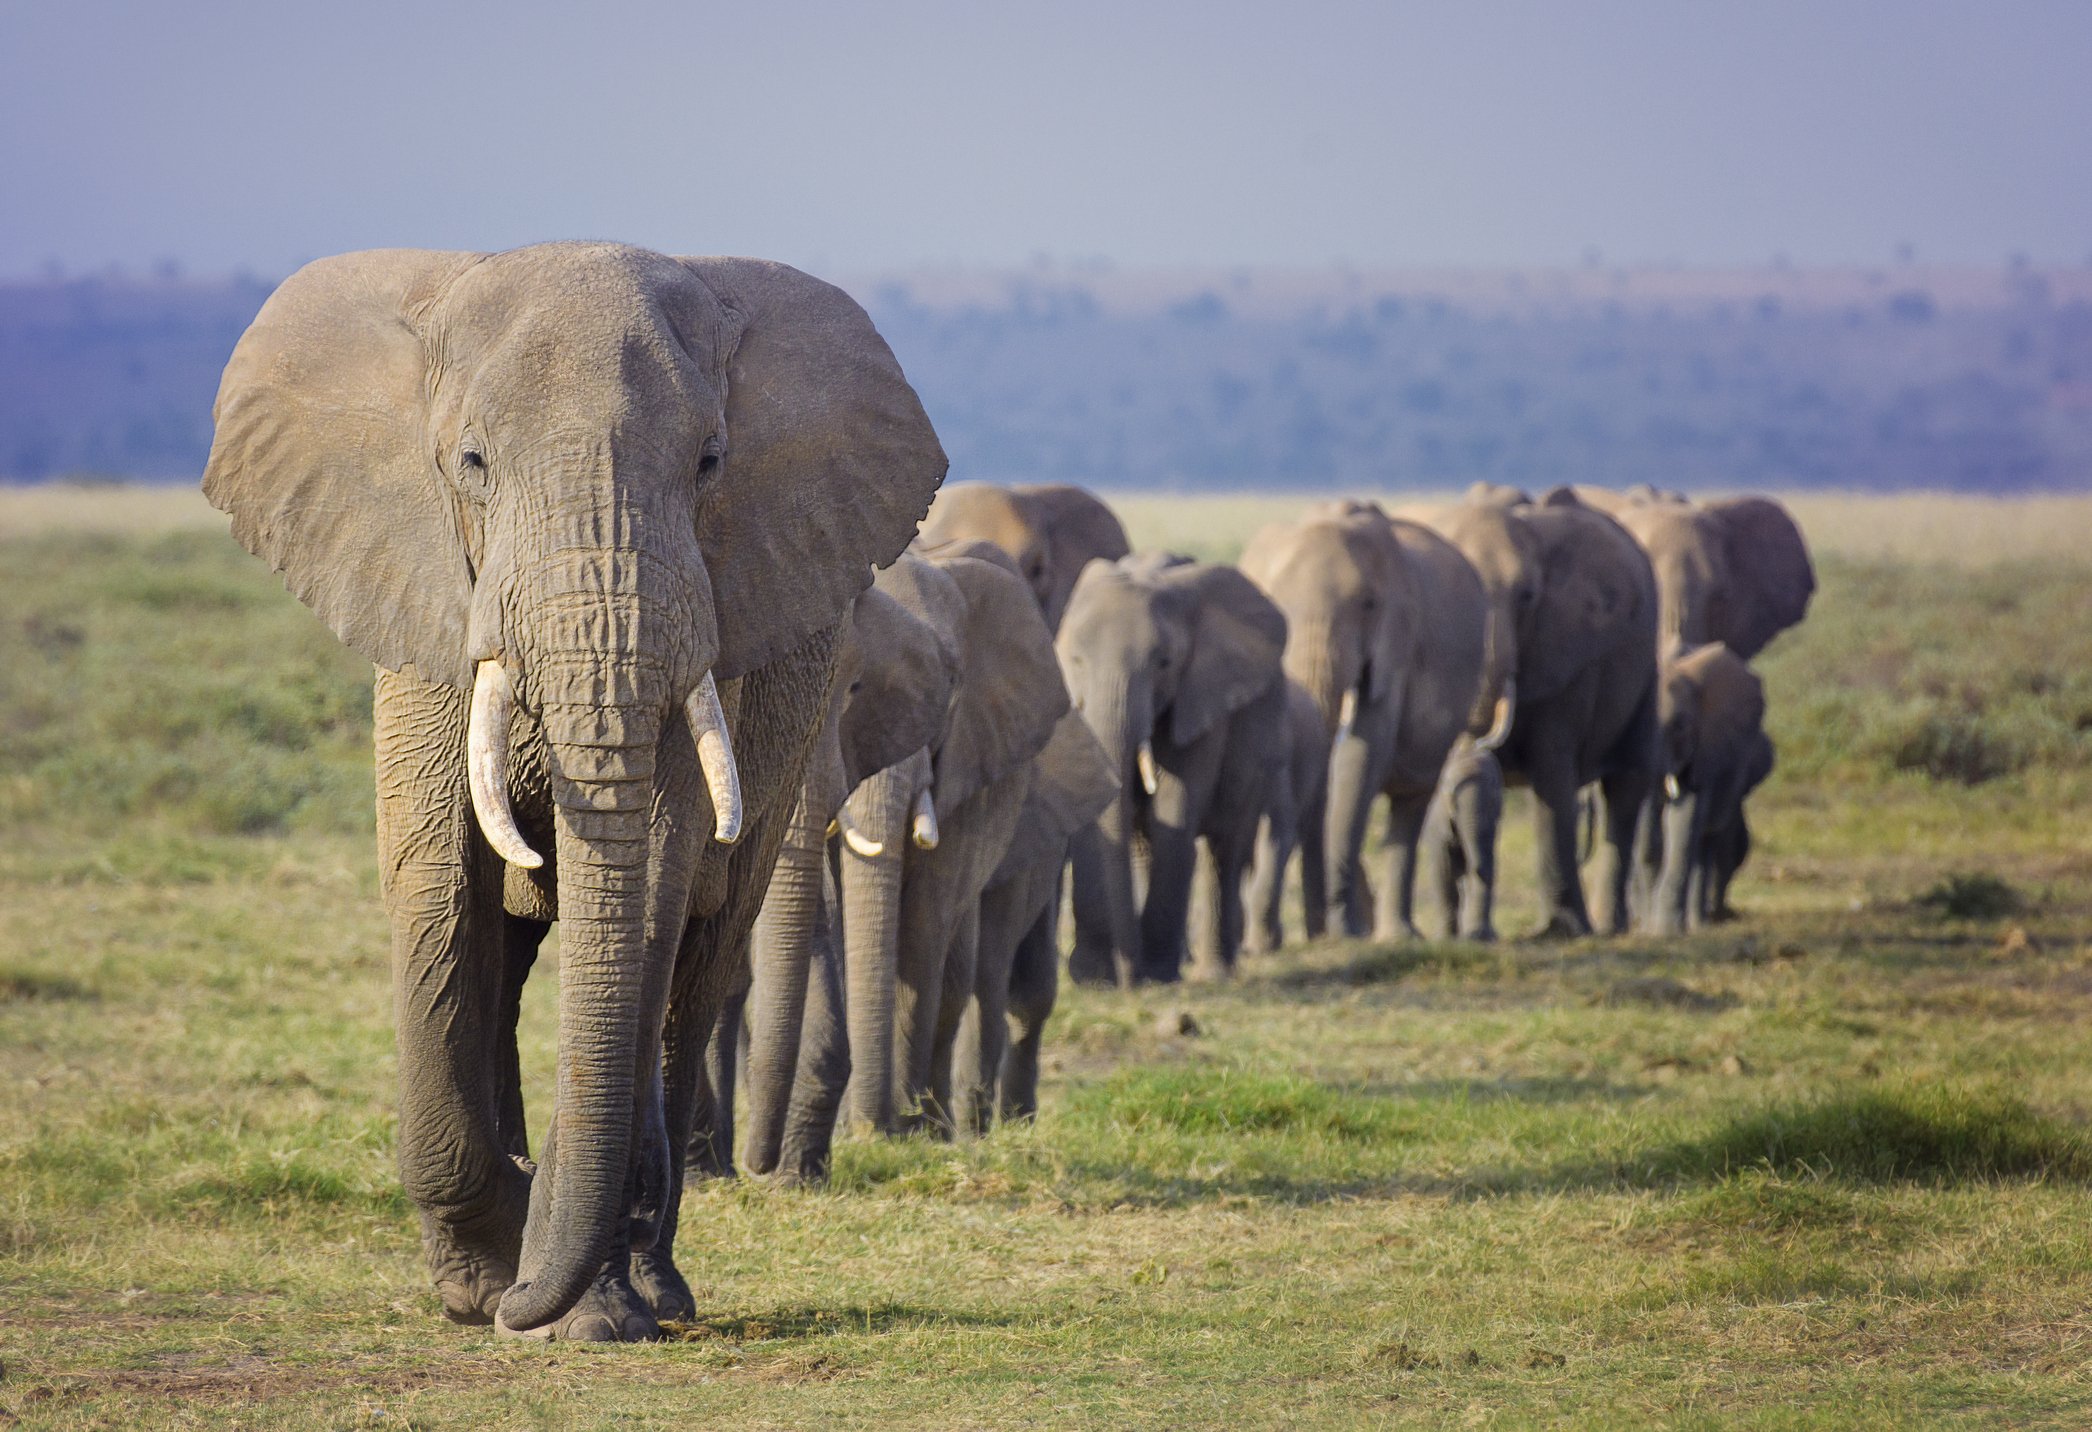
[1916,871,2025,920]
[1068,1066,1407,1142]
[1650,1086,2088,1185]
[1877,708,2025,783]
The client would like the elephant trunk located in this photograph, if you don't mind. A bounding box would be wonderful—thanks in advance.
[741,791,825,1175]
[1286,615,1349,740]
[489,524,720,1334]
[495,669,670,1333]
[839,758,919,1133]
[1068,685,1144,988]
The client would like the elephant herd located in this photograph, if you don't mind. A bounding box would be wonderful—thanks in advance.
[200,243,1814,1342]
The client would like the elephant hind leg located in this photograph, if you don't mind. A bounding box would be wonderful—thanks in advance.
[1372,793,1429,942]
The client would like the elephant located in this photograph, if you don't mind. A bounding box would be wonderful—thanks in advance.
[1242,679,1331,954]
[833,544,1070,1135]
[1060,553,1290,985]
[1643,642,1770,934]
[918,481,1132,633]
[732,583,956,1184]
[1574,487,1815,659]
[1401,486,1660,937]
[1422,734,1506,942]
[1239,500,1491,942]
[201,242,946,1340]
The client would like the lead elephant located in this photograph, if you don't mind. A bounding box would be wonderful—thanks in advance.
[1402,487,1660,936]
[918,481,1131,632]
[1060,554,1289,985]
[202,243,946,1341]
[1644,642,1769,934]
[1239,500,1490,942]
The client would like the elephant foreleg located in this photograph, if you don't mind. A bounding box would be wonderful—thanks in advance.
[1592,768,1651,936]
[1244,808,1290,957]
[1526,752,1592,938]
[1001,900,1059,1124]
[780,860,849,1183]
[374,670,530,1327]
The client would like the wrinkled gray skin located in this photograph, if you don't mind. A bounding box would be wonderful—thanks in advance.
[202,243,944,1341]
[919,482,1132,633]
[1402,486,1660,937]
[1644,643,1769,935]
[1575,488,1816,660]
[1240,501,1488,942]
[950,706,1119,1131]
[730,587,955,1184]
[1061,555,1290,985]
[835,547,1070,1134]
[1243,680,1331,954]
[1423,734,1505,941]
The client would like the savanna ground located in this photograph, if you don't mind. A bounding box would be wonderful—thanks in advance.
[3,486,2091,1428]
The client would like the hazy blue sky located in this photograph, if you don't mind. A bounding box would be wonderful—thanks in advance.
[4,0,2088,278]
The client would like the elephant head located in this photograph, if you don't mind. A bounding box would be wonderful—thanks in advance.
[837,545,1070,1130]
[202,243,945,1331]
[1058,555,1288,983]
[1239,500,1418,740]
[919,482,1131,632]
[1422,492,1653,733]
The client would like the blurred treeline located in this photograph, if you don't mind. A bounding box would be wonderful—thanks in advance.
[4,265,2090,490]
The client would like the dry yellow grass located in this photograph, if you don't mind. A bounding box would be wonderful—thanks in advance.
[8,482,2088,569]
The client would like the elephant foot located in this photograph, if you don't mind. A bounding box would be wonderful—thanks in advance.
[1707,906,1740,925]
[1466,924,1499,944]
[419,1214,519,1326]
[1371,919,1422,943]
[629,1249,696,1324]
[498,1266,663,1343]
[1526,911,1592,941]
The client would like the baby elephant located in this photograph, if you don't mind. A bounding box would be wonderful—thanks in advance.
[1423,734,1505,941]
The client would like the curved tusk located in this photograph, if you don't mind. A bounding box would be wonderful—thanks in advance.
[1136,740,1160,796]
[684,672,743,845]
[827,816,841,839]
[1336,687,1360,742]
[468,659,543,870]
[836,804,885,859]
[1476,678,1517,752]
[911,788,941,850]
[1665,773,1683,802]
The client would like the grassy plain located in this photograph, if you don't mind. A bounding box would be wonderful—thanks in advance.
[3,487,2092,1427]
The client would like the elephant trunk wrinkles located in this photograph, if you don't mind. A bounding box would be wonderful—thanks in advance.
[1071,686,1144,988]
[495,533,701,1334]
[742,793,826,1174]
[840,761,916,1133]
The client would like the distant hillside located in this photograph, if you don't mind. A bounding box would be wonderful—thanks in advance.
[4,264,2090,491]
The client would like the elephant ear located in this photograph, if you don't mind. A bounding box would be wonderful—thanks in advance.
[1165,565,1287,747]
[1021,484,1131,620]
[202,249,484,687]
[929,553,1070,810]
[992,710,1120,885]
[1703,496,1815,659]
[678,258,947,679]
[839,585,955,788]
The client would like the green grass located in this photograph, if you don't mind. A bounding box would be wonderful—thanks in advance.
[6,496,2092,1427]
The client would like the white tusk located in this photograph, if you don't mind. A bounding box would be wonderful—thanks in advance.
[684,672,743,845]
[836,804,885,859]
[1336,687,1360,742]
[827,816,841,839]
[1136,740,1160,796]
[1665,773,1683,802]
[911,788,941,849]
[467,660,543,870]
[1476,678,1517,752]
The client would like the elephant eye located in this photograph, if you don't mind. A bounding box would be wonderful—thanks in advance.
[696,436,725,479]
